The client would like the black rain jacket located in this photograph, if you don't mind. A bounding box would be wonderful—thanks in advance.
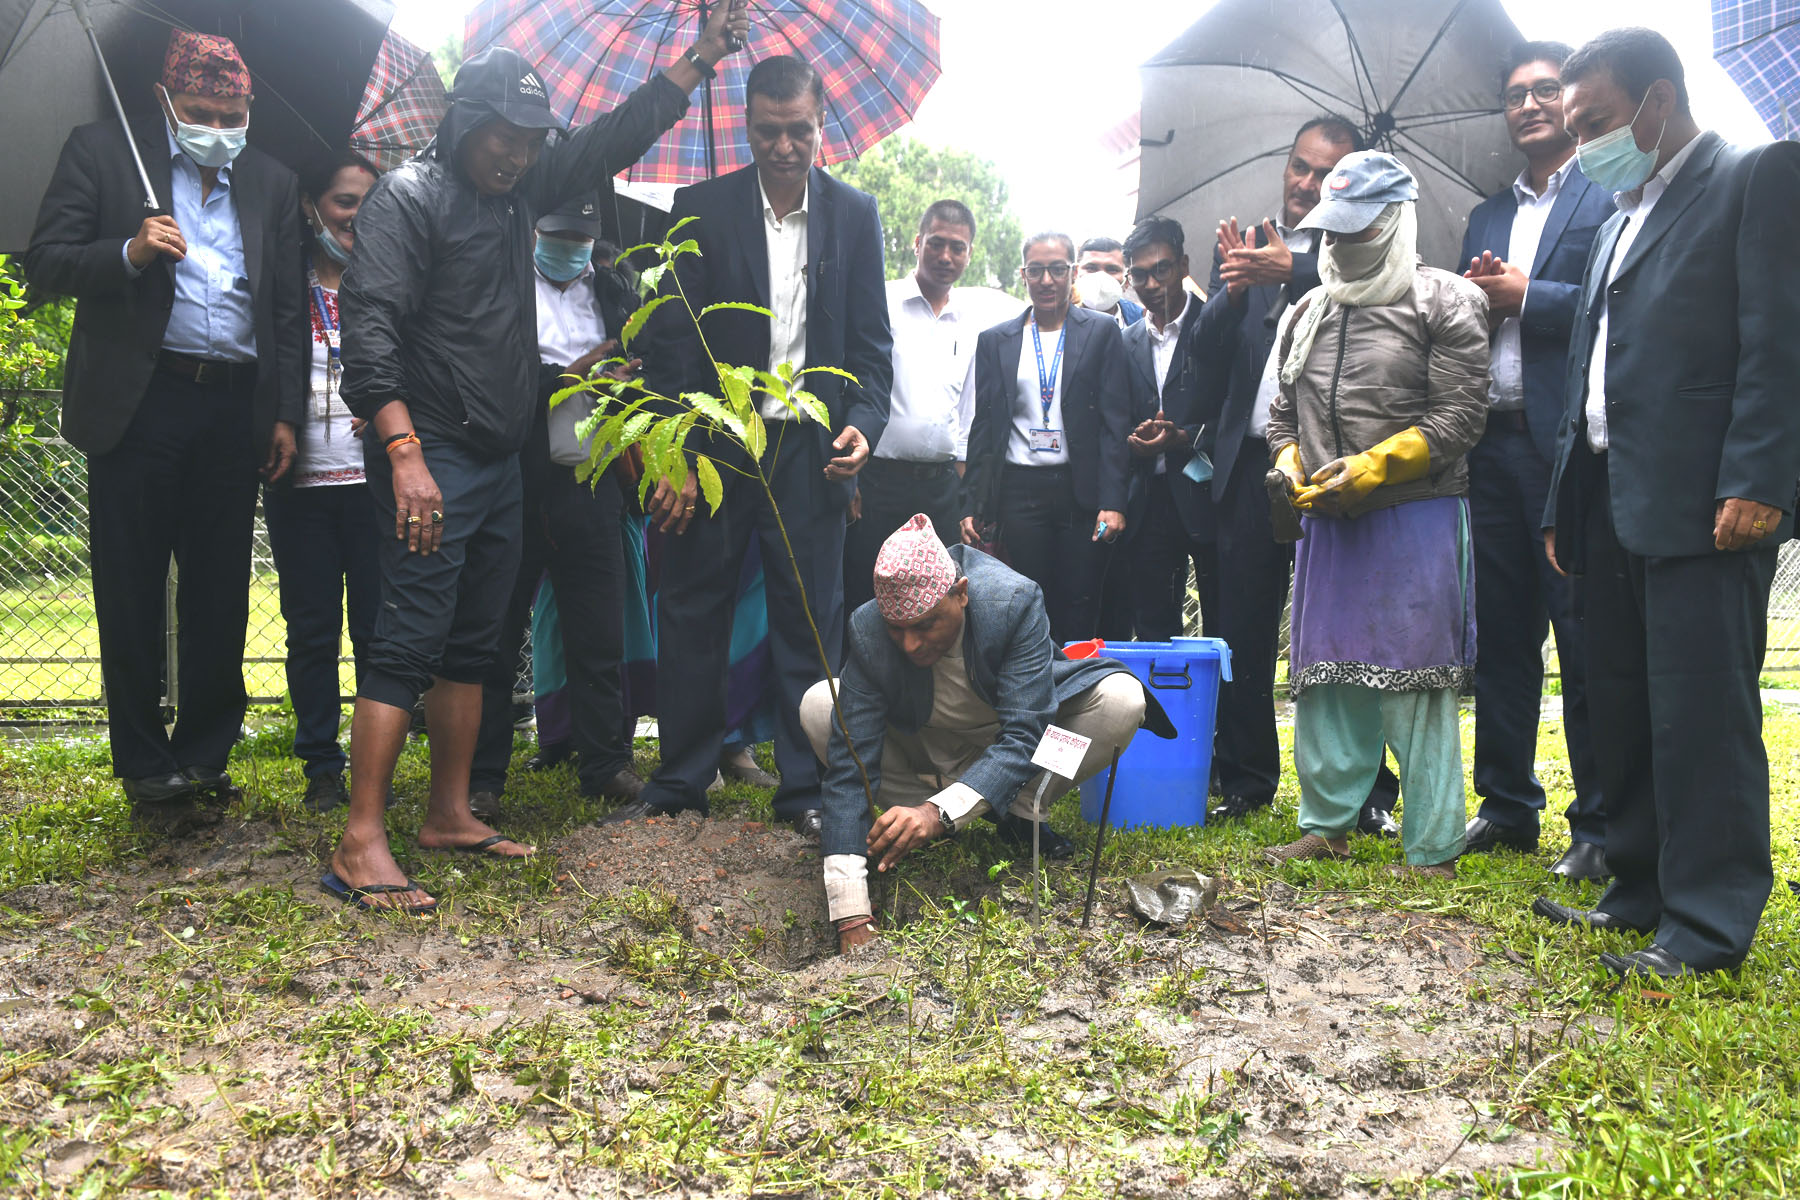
[339,74,688,457]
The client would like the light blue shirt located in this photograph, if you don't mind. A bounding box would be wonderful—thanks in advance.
[121,125,256,362]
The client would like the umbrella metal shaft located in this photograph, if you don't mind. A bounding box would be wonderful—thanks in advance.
[71,0,158,212]
[1080,747,1122,929]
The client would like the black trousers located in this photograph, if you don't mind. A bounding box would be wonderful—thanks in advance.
[472,435,630,796]
[844,457,961,616]
[642,428,845,818]
[264,481,381,778]
[1129,471,1218,642]
[997,463,1112,645]
[87,368,257,780]
[1581,452,1776,969]
[1468,420,1603,843]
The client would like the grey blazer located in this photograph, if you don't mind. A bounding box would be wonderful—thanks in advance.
[819,544,1172,858]
[1545,132,1800,563]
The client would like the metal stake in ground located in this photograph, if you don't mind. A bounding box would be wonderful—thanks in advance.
[1026,724,1094,928]
[1080,746,1123,929]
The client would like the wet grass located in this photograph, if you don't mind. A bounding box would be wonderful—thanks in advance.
[0,707,1797,1196]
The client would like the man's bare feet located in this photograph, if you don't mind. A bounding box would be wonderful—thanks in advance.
[416,810,536,858]
[330,827,436,911]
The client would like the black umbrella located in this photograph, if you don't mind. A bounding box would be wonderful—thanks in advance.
[1,0,392,253]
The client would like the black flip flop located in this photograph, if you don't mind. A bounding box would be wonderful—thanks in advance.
[320,871,438,914]
[432,834,534,859]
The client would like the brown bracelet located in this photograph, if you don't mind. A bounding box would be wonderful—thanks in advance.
[385,432,420,455]
[835,915,875,933]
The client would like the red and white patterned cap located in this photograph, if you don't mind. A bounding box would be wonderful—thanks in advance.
[873,514,956,624]
[161,31,252,99]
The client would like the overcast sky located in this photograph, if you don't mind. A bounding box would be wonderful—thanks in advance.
[392,0,1772,240]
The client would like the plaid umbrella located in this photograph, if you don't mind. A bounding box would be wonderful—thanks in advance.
[350,28,449,170]
[462,0,941,182]
[1713,0,1800,140]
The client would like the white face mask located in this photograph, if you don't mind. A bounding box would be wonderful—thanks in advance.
[1075,269,1123,311]
[160,85,249,169]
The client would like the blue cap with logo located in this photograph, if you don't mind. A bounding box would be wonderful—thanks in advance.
[1296,150,1419,235]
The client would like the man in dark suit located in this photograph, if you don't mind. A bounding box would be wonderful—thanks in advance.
[617,55,893,837]
[1457,42,1614,879]
[1190,115,1405,829]
[1118,216,1216,641]
[1535,28,1800,978]
[960,232,1130,647]
[25,32,306,829]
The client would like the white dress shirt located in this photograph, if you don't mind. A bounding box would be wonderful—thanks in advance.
[1250,226,1318,438]
[1146,293,1192,475]
[1007,317,1069,466]
[1487,160,1572,411]
[1585,134,1706,452]
[760,176,808,420]
[534,263,605,367]
[882,278,1020,462]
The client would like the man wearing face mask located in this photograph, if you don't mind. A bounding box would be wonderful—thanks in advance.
[1074,237,1144,328]
[323,5,748,914]
[1533,28,1800,978]
[25,31,307,832]
[469,195,646,818]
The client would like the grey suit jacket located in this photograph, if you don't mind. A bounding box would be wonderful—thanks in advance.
[1545,133,1800,563]
[24,113,306,457]
[818,544,1172,858]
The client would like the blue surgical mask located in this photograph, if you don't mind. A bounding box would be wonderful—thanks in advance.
[1576,90,1666,194]
[535,237,594,283]
[312,222,352,267]
[160,86,249,169]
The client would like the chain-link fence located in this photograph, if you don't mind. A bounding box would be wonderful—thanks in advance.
[7,413,1800,716]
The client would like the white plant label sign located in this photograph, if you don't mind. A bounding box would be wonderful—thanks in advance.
[1030,724,1091,780]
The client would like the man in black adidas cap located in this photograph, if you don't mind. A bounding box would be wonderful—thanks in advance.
[327,3,750,914]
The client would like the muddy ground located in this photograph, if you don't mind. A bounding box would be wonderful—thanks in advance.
[0,810,1564,1197]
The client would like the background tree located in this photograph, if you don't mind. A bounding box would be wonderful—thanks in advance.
[431,35,463,86]
[830,137,1024,295]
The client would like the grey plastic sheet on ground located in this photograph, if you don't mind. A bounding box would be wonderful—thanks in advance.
[1126,869,1220,926]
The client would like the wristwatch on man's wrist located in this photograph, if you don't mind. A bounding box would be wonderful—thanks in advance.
[683,47,718,79]
[932,803,955,837]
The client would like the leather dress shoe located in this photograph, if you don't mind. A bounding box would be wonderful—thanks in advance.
[720,754,781,790]
[121,772,200,806]
[997,813,1074,859]
[1207,794,1271,824]
[1600,945,1699,980]
[183,765,242,807]
[791,808,824,839]
[599,798,703,826]
[1357,802,1399,839]
[525,742,573,771]
[1462,816,1537,856]
[123,772,216,834]
[1549,840,1611,882]
[468,788,503,821]
[588,769,646,803]
[302,772,349,813]
[1531,895,1651,934]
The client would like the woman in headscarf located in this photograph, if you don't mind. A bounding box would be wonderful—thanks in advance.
[1260,151,1490,877]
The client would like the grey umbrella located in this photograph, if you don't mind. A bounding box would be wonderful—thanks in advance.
[1,0,392,253]
[1136,0,1525,271]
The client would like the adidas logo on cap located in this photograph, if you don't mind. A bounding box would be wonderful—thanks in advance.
[519,71,547,100]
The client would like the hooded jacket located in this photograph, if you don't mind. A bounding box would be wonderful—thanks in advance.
[339,61,688,457]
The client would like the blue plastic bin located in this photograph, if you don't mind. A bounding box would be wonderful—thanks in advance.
[1074,637,1231,830]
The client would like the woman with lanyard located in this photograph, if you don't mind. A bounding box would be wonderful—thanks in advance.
[960,232,1131,645]
[1259,152,1489,877]
[264,150,381,812]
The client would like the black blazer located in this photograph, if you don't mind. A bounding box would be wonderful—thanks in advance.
[24,113,306,457]
[1122,303,1212,539]
[646,164,892,486]
[1459,162,1612,463]
[963,304,1131,522]
[1193,234,1322,499]
[1546,133,1800,563]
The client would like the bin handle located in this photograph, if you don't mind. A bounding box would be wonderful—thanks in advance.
[1147,659,1192,690]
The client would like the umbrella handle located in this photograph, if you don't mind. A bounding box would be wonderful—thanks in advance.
[71,0,160,213]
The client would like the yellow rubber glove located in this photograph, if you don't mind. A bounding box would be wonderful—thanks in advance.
[1273,443,1307,495]
[1294,427,1431,512]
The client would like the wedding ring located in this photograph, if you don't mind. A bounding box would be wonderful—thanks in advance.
[1754,519,1767,529]
[683,505,696,514]
[407,514,421,525]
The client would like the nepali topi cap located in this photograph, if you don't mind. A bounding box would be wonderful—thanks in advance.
[162,31,252,99]
[873,514,956,624]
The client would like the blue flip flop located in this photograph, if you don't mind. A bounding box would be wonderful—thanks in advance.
[433,834,534,859]
[319,871,438,915]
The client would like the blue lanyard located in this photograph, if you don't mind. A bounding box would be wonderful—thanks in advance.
[1030,315,1064,425]
[311,284,339,364]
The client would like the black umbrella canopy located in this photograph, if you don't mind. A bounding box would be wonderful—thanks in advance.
[1,0,392,253]
[1136,0,1525,270]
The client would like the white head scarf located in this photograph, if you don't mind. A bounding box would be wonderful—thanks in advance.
[1279,201,1419,386]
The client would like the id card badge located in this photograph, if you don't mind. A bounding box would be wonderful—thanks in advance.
[1182,450,1214,484]
[1029,428,1063,454]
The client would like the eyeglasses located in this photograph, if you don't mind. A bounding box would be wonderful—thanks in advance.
[1128,259,1179,286]
[1020,262,1073,281]
[1503,80,1562,111]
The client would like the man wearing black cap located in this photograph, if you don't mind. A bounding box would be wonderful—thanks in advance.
[326,3,749,913]
[469,194,645,817]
